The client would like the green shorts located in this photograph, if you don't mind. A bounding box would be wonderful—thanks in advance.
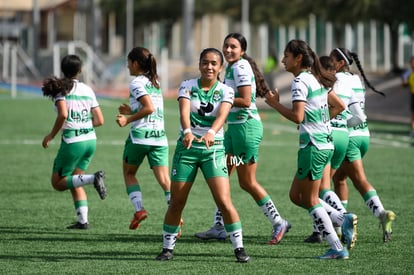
[53,139,96,177]
[171,140,228,182]
[123,136,169,168]
[224,119,263,164]
[345,135,370,162]
[296,145,333,180]
[330,129,349,169]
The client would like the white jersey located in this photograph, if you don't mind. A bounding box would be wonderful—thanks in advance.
[56,80,98,144]
[291,71,333,150]
[330,72,354,131]
[346,74,369,137]
[178,78,234,149]
[224,58,261,124]
[128,75,168,146]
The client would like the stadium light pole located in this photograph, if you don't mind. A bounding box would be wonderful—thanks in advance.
[126,0,133,56]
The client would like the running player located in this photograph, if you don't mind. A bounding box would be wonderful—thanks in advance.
[330,47,396,243]
[42,54,106,229]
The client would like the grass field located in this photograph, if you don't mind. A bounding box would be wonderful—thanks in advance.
[0,92,413,274]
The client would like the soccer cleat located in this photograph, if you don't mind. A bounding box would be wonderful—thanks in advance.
[93,171,107,200]
[304,231,322,243]
[155,248,173,261]
[317,248,349,259]
[194,225,226,241]
[341,213,358,250]
[234,247,250,263]
[129,210,148,230]
[269,220,291,245]
[379,210,396,242]
[67,222,89,230]
[177,218,184,239]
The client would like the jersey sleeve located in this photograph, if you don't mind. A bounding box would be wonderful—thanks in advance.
[178,80,191,100]
[233,61,253,87]
[222,85,235,105]
[130,79,148,101]
[291,77,308,102]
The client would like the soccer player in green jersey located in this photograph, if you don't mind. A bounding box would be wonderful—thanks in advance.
[156,48,250,263]
[330,47,395,243]
[42,54,106,230]
[265,39,354,259]
[195,33,291,245]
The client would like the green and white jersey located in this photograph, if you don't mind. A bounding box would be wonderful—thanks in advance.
[56,80,98,144]
[291,71,333,150]
[178,78,234,149]
[346,74,369,137]
[330,72,353,132]
[129,75,168,146]
[224,58,261,124]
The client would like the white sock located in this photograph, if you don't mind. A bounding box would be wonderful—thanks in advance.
[77,206,88,224]
[213,207,224,227]
[310,204,343,251]
[321,190,346,214]
[129,191,143,211]
[71,174,95,187]
[319,199,345,226]
[259,198,282,226]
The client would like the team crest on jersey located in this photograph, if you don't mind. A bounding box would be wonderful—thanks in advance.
[213,90,222,101]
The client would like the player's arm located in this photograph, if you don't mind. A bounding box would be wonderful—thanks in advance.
[42,100,67,148]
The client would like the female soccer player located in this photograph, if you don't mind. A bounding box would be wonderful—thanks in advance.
[265,39,353,259]
[156,48,250,263]
[42,54,106,229]
[116,47,174,231]
[330,47,396,243]
[195,33,290,245]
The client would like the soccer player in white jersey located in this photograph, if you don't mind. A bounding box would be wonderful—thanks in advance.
[115,47,176,232]
[330,47,396,243]
[195,32,291,245]
[156,48,250,263]
[304,56,360,248]
[42,54,106,230]
[265,39,356,259]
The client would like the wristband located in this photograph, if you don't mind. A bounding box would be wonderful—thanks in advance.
[207,129,216,135]
[183,128,192,134]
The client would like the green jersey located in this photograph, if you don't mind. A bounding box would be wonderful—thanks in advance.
[177,78,234,149]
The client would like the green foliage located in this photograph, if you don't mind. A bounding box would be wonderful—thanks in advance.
[0,97,413,274]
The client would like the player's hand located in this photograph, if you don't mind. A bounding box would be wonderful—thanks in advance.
[182,132,195,149]
[116,114,128,127]
[200,132,215,150]
[118,104,132,115]
[42,134,53,148]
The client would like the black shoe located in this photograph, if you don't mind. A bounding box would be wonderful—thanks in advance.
[67,222,89,230]
[93,171,107,200]
[155,248,173,261]
[234,247,250,263]
[304,232,322,243]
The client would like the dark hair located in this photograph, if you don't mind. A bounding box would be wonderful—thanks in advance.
[199,48,224,80]
[224,32,270,97]
[61,54,82,79]
[319,55,335,72]
[330,48,384,96]
[42,76,74,98]
[127,47,160,89]
[285,39,336,89]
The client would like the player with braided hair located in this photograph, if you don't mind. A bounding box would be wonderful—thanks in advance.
[330,47,395,243]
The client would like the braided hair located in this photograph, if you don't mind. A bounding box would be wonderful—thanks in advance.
[224,33,271,97]
[331,48,385,96]
[127,47,160,89]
